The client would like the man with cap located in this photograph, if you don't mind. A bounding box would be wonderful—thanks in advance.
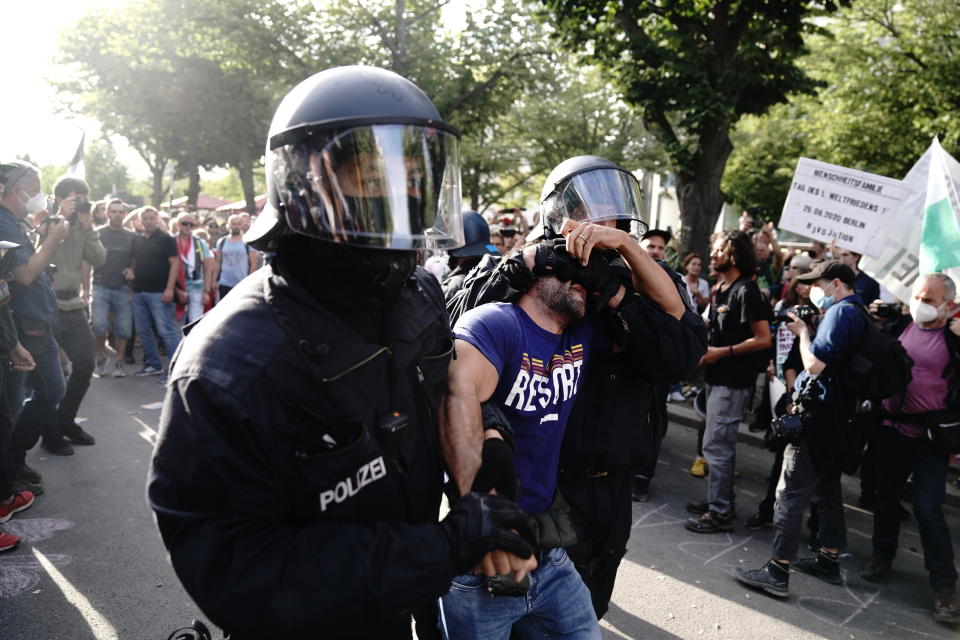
[441,211,499,301]
[640,228,670,261]
[147,66,536,639]
[735,260,866,598]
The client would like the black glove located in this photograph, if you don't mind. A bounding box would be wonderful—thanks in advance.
[480,252,534,303]
[526,491,578,549]
[439,492,536,574]
[531,238,580,282]
[471,438,519,502]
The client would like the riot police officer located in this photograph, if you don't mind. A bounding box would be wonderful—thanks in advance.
[148,66,535,640]
[541,156,707,618]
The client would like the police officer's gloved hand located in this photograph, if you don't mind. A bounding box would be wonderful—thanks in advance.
[572,250,629,313]
[471,438,520,502]
[531,238,579,282]
[440,492,536,574]
[482,252,534,303]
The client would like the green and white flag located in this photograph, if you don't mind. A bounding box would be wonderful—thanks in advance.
[861,138,960,302]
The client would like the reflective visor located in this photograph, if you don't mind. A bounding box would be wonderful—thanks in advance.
[541,168,645,234]
[269,124,463,250]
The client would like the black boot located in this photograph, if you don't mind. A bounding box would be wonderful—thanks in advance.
[735,559,790,598]
[793,549,842,585]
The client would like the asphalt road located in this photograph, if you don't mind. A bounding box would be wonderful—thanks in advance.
[1,373,959,640]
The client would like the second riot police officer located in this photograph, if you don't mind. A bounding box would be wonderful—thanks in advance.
[148,66,536,640]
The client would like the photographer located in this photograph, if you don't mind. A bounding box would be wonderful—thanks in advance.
[860,273,960,623]
[0,161,69,490]
[47,177,106,451]
[736,261,865,597]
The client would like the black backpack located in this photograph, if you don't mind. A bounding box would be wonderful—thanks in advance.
[838,304,914,401]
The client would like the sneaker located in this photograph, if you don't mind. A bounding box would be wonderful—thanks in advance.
[0,491,35,523]
[934,591,960,624]
[632,477,649,502]
[61,422,95,446]
[859,556,892,582]
[745,512,774,530]
[134,365,163,377]
[735,560,790,598]
[0,531,19,552]
[93,354,109,378]
[667,391,686,402]
[16,464,41,484]
[792,551,842,585]
[685,510,734,534]
[689,456,708,478]
[112,361,126,378]
[41,434,74,456]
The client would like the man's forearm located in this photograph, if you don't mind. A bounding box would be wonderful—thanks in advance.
[439,389,484,496]
[617,239,684,319]
[165,260,179,292]
[17,241,58,286]
[799,330,818,372]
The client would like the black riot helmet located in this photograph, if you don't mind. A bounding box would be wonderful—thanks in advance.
[539,156,648,239]
[246,66,465,252]
[448,211,499,257]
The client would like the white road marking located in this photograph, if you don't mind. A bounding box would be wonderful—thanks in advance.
[632,503,669,528]
[33,548,119,640]
[131,416,158,446]
[703,534,754,566]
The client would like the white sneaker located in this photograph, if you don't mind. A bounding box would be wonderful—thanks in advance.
[93,354,108,378]
[667,391,686,402]
[112,361,126,378]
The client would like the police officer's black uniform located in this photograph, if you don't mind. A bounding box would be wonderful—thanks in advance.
[148,66,535,640]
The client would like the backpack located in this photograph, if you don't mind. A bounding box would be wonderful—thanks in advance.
[838,304,914,402]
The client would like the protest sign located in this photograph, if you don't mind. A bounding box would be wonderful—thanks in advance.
[861,138,960,302]
[779,158,912,258]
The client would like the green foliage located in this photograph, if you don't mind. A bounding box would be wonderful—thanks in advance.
[541,0,848,255]
[722,101,808,220]
[802,0,960,178]
[200,168,267,203]
[722,0,960,222]
[84,137,130,200]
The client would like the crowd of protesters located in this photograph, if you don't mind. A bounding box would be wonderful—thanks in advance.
[1,149,959,634]
[0,160,260,553]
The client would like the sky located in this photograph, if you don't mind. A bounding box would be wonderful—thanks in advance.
[2,0,133,170]
[2,0,473,178]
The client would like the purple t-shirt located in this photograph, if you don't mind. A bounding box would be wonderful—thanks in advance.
[883,322,954,438]
[454,302,601,514]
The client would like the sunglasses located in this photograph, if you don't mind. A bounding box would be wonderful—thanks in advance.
[179,221,196,227]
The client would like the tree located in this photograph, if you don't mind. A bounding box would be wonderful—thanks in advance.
[722,0,960,222]
[84,137,130,199]
[542,0,848,257]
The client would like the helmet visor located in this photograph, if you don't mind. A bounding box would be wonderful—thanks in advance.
[541,168,646,235]
[269,124,463,250]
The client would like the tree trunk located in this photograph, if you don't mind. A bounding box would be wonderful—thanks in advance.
[186,164,201,209]
[237,156,257,214]
[675,126,734,261]
[151,167,165,208]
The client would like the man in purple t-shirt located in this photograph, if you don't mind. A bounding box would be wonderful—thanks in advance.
[861,273,960,624]
[439,222,685,639]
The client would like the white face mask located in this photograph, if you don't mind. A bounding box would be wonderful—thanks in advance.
[19,188,46,215]
[910,299,944,324]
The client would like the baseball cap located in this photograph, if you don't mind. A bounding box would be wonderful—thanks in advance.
[641,228,671,243]
[795,259,855,286]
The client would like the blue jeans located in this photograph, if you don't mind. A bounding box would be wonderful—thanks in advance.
[132,292,182,370]
[873,425,957,591]
[702,384,751,515]
[439,548,600,640]
[5,330,66,467]
[91,284,133,339]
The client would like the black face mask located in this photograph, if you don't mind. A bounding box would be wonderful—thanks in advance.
[275,235,418,304]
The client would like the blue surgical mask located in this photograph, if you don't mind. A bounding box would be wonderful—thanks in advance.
[810,285,835,311]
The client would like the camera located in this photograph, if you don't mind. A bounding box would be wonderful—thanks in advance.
[774,304,819,325]
[771,412,805,444]
[874,302,901,319]
[51,197,90,221]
